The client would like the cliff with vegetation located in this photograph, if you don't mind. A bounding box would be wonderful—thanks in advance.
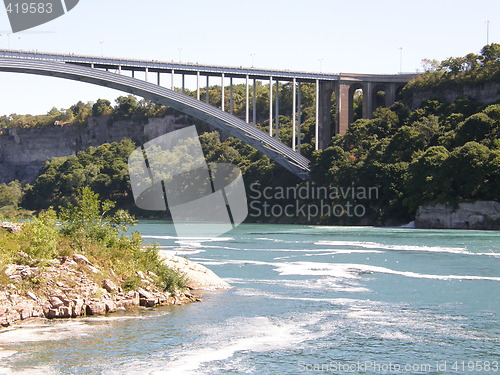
[0,45,498,227]
[0,107,190,183]
[402,44,500,108]
[310,44,499,226]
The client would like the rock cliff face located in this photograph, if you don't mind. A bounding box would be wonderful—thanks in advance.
[406,82,500,109]
[415,201,500,230]
[0,114,190,183]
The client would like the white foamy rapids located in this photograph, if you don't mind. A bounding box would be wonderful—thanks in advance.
[0,366,59,375]
[315,240,470,254]
[110,313,328,375]
[106,299,493,374]
[190,258,273,267]
[0,347,17,359]
[0,321,101,344]
[143,235,233,242]
[342,299,495,343]
[159,249,206,257]
[0,311,165,345]
[273,249,383,260]
[274,262,500,281]
[225,276,371,294]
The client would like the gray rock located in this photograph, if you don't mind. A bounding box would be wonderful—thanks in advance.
[49,296,64,308]
[159,254,231,290]
[104,300,117,313]
[58,307,71,318]
[72,254,93,266]
[72,299,85,317]
[102,279,118,293]
[137,288,154,300]
[86,302,107,316]
[416,201,500,230]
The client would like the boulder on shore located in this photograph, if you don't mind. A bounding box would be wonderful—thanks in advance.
[159,254,231,290]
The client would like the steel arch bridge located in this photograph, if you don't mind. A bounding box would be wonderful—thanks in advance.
[0,57,311,179]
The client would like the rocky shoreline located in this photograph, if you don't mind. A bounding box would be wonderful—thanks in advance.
[415,201,500,230]
[0,252,230,327]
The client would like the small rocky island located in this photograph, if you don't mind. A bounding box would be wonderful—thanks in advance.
[0,246,230,327]
[0,188,231,327]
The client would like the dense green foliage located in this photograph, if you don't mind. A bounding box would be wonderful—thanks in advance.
[403,43,500,95]
[0,188,186,293]
[311,99,499,223]
[23,139,136,210]
[0,181,23,209]
[0,96,176,129]
[1,46,498,226]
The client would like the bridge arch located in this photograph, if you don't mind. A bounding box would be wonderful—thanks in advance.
[372,84,387,110]
[0,58,310,179]
[348,83,365,124]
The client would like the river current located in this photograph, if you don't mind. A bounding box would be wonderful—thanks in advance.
[0,223,499,374]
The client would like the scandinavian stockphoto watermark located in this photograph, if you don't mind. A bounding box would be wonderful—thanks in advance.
[3,0,79,33]
[128,126,248,238]
[248,182,379,221]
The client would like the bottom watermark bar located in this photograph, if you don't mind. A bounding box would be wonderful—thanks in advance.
[297,360,499,373]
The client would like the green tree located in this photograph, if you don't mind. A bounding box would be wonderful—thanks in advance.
[0,181,23,208]
[404,146,451,212]
[59,187,136,250]
[114,95,138,118]
[21,208,60,260]
[92,99,113,117]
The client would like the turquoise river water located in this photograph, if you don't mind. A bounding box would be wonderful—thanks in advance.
[0,223,499,374]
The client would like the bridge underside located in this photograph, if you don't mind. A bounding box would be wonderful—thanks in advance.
[0,58,311,179]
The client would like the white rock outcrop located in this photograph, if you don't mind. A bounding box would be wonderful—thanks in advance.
[415,201,500,230]
[160,254,231,290]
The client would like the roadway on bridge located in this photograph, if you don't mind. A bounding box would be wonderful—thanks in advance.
[0,57,311,179]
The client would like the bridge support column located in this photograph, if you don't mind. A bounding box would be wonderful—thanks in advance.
[253,79,257,125]
[171,69,174,90]
[292,78,296,151]
[206,76,209,104]
[386,83,397,107]
[145,67,148,82]
[196,71,200,100]
[363,82,373,119]
[221,73,225,112]
[182,74,185,95]
[315,79,319,150]
[230,77,234,115]
[318,80,336,149]
[269,76,273,136]
[275,81,279,139]
[298,82,302,153]
[157,72,160,86]
[336,81,350,135]
[245,75,249,123]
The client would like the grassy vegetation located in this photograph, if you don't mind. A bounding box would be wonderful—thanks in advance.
[0,187,186,294]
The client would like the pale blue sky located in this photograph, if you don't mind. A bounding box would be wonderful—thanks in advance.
[0,0,498,115]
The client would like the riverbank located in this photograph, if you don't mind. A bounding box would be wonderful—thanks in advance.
[0,252,230,327]
[415,201,500,230]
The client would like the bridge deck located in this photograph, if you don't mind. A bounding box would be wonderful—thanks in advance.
[0,49,417,83]
[0,57,311,179]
